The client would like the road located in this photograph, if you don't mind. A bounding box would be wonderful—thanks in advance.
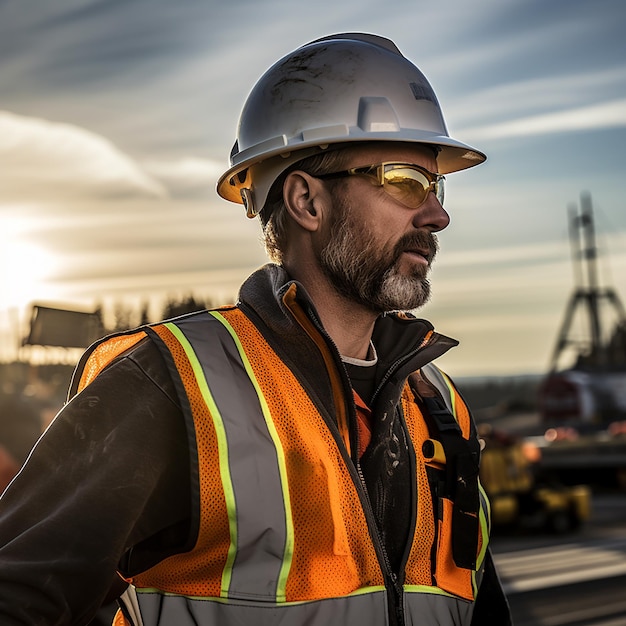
[491,492,626,625]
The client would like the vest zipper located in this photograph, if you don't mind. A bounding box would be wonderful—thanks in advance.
[369,331,435,408]
[291,301,405,625]
[365,332,442,623]
[260,291,457,624]
[354,450,404,625]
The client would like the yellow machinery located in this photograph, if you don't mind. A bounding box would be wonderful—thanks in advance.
[478,425,590,533]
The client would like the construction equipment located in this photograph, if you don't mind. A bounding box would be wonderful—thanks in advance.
[538,191,626,430]
[533,192,626,489]
[479,424,591,532]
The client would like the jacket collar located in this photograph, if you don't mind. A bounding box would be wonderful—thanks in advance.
[237,264,458,381]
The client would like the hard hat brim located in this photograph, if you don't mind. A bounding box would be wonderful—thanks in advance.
[217,132,486,206]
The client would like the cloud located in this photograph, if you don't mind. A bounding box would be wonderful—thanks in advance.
[142,157,225,196]
[461,98,626,142]
[437,238,569,268]
[0,110,167,199]
[448,65,626,127]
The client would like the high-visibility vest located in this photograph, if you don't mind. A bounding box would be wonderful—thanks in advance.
[77,308,490,626]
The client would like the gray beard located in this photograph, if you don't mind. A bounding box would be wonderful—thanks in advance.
[318,205,437,314]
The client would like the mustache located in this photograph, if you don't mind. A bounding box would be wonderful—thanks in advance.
[393,230,439,264]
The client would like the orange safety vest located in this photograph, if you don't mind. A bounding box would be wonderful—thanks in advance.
[77,307,490,626]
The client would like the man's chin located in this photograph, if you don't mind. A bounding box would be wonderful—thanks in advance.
[375,274,431,312]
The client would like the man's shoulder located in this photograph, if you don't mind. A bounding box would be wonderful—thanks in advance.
[69,328,176,404]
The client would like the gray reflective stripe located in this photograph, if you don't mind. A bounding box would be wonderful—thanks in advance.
[135,586,476,626]
[404,587,474,625]
[118,586,144,626]
[164,313,291,601]
[135,588,389,626]
[421,362,455,417]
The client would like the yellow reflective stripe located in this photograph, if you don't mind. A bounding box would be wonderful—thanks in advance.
[347,585,387,597]
[472,482,491,597]
[209,311,295,603]
[163,321,238,598]
[479,480,491,537]
[404,585,456,598]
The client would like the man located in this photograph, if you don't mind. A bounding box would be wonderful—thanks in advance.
[0,33,512,625]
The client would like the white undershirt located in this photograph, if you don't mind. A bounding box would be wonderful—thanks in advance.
[341,341,378,367]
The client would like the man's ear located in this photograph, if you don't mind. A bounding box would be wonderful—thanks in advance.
[283,171,326,232]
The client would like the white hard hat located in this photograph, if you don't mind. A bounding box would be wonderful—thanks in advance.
[217,33,486,217]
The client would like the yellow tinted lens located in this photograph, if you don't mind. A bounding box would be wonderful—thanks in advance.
[382,166,430,208]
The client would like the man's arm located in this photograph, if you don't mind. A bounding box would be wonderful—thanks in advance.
[471,548,513,625]
[0,340,191,625]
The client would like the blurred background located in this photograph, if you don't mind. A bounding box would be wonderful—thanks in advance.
[1,1,626,624]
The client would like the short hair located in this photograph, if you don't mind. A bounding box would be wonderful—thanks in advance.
[260,148,351,264]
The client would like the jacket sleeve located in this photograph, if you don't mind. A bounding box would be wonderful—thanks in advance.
[0,339,191,626]
[471,547,513,625]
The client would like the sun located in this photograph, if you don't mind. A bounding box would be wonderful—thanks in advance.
[0,214,58,311]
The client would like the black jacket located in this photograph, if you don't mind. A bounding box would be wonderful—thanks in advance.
[0,265,511,625]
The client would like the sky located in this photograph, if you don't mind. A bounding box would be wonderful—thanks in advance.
[1,0,625,376]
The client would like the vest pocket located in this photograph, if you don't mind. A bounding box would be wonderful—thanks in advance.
[434,498,475,601]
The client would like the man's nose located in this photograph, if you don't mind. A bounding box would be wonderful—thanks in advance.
[412,192,450,232]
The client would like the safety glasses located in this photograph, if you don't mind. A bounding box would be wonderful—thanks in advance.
[316,162,445,209]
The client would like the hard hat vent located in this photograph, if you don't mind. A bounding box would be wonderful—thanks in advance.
[357,97,400,133]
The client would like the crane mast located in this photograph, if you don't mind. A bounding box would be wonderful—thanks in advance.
[549,191,626,372]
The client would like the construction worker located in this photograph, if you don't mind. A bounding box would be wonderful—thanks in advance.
[0,33,512,625]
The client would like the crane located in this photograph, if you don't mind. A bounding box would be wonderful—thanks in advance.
[540,192,626,427]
